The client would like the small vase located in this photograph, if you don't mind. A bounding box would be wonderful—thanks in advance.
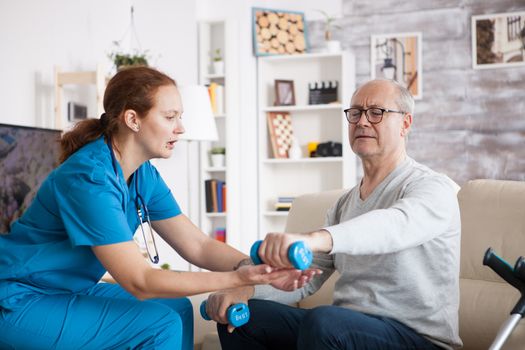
[288,137,302,160]
[212,61,224,75]
[325,40,341,53]
[211,154,225,167]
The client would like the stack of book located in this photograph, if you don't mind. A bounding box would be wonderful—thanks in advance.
[275,196,294,211]
[204,179,227,213]
[214,227,226,242]
[207,82,224,115]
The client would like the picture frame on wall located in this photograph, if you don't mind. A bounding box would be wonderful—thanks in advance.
[371,32,423,99]
[252,8,308,56]
[274,79,295,106]
[471,12,525,69]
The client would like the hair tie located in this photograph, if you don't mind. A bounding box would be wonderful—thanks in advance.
[100,113,109,128]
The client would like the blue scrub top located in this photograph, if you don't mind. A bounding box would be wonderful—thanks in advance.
[0,137,181,310]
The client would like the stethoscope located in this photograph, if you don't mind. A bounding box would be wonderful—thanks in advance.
[107,137,160,264]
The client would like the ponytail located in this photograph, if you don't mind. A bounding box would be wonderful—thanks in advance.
[59,66,176,163]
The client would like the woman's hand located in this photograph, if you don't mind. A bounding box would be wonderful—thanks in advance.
[235,264,297,285]
[269,268,321,291]
[206,287,254,333]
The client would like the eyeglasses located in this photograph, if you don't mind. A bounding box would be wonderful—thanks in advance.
[344,107,405,124]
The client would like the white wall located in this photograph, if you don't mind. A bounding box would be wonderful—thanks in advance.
[196,0,342,253]
[0,0,197,127]
[0,0,199,270]
[0,0,342,265]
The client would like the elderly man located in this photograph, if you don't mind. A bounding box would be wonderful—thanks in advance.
[208,79,462,350]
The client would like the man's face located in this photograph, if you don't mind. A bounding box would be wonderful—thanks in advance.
[348,81,411,161]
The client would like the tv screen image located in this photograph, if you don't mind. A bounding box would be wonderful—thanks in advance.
[0,124,61,232]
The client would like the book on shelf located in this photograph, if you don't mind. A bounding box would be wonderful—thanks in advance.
[216,180,224,212]
[205,180,213,213]
[222,183,227,212]
[274,196,295,211]
[204,179,227,213]
[207,82,224,115]
[211,180,218,213]
[214,227,226,242]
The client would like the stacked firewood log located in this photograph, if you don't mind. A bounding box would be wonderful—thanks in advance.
[255,10,306,55]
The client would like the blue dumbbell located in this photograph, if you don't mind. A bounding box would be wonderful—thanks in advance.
[250,240,313,270]
[200,301,250,328]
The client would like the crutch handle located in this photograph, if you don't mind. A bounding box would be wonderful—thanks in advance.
[483,248,522,291]
[514,256,525,283]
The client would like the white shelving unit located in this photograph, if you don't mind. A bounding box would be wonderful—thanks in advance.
[197,20,241,250]
[257,52,357,236]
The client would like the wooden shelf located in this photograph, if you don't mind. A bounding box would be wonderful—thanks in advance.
[54,64,106,130]
[259,52,344,62]
[204,73,225,80]
[262,103,342,112]
[204,166,226,172]
[263,157,343,164]
[206,212,227,218]
[263,211,289,217]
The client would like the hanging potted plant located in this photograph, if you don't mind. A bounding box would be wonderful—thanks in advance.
[108,41,149,71]
[108,7,150,72]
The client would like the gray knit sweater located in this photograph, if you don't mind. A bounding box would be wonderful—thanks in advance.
[254,157,462,349]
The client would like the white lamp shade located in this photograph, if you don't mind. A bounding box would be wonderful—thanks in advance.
[178,85,218,141]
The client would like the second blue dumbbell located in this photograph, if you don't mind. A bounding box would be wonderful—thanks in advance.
[200,301,250,327]
[250,240,313,270]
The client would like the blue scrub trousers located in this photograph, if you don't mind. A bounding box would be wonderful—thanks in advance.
[0,283,193,350]
[217,299,441,350]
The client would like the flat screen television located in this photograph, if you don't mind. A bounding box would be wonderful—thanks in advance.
[0,124,61,232]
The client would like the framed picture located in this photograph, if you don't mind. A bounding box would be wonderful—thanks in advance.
[274,79,295,106]
[267,112,294,158]
[371,32,423,99]
[471,12,525,69]
[252,8,308,56]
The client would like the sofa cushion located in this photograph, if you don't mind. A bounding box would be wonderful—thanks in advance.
[458,180,525,349]
[459,180,525,282]
[285,189,346,234]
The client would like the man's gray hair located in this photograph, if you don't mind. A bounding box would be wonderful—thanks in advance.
[353,79,415,114]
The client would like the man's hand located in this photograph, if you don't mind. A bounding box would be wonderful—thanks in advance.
[257,230,333,268]
[206,287,254,333]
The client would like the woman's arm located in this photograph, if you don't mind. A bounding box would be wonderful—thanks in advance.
[92,241,287,300]
[152,214,248,271]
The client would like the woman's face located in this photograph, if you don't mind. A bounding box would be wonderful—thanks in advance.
[138,84,185,159]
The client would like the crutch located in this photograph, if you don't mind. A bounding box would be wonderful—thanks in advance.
[483,248,525,350]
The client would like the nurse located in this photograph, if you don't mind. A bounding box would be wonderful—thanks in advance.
[0,66,312,350]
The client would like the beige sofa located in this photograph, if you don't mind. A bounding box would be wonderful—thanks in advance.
[192,180,525,350]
